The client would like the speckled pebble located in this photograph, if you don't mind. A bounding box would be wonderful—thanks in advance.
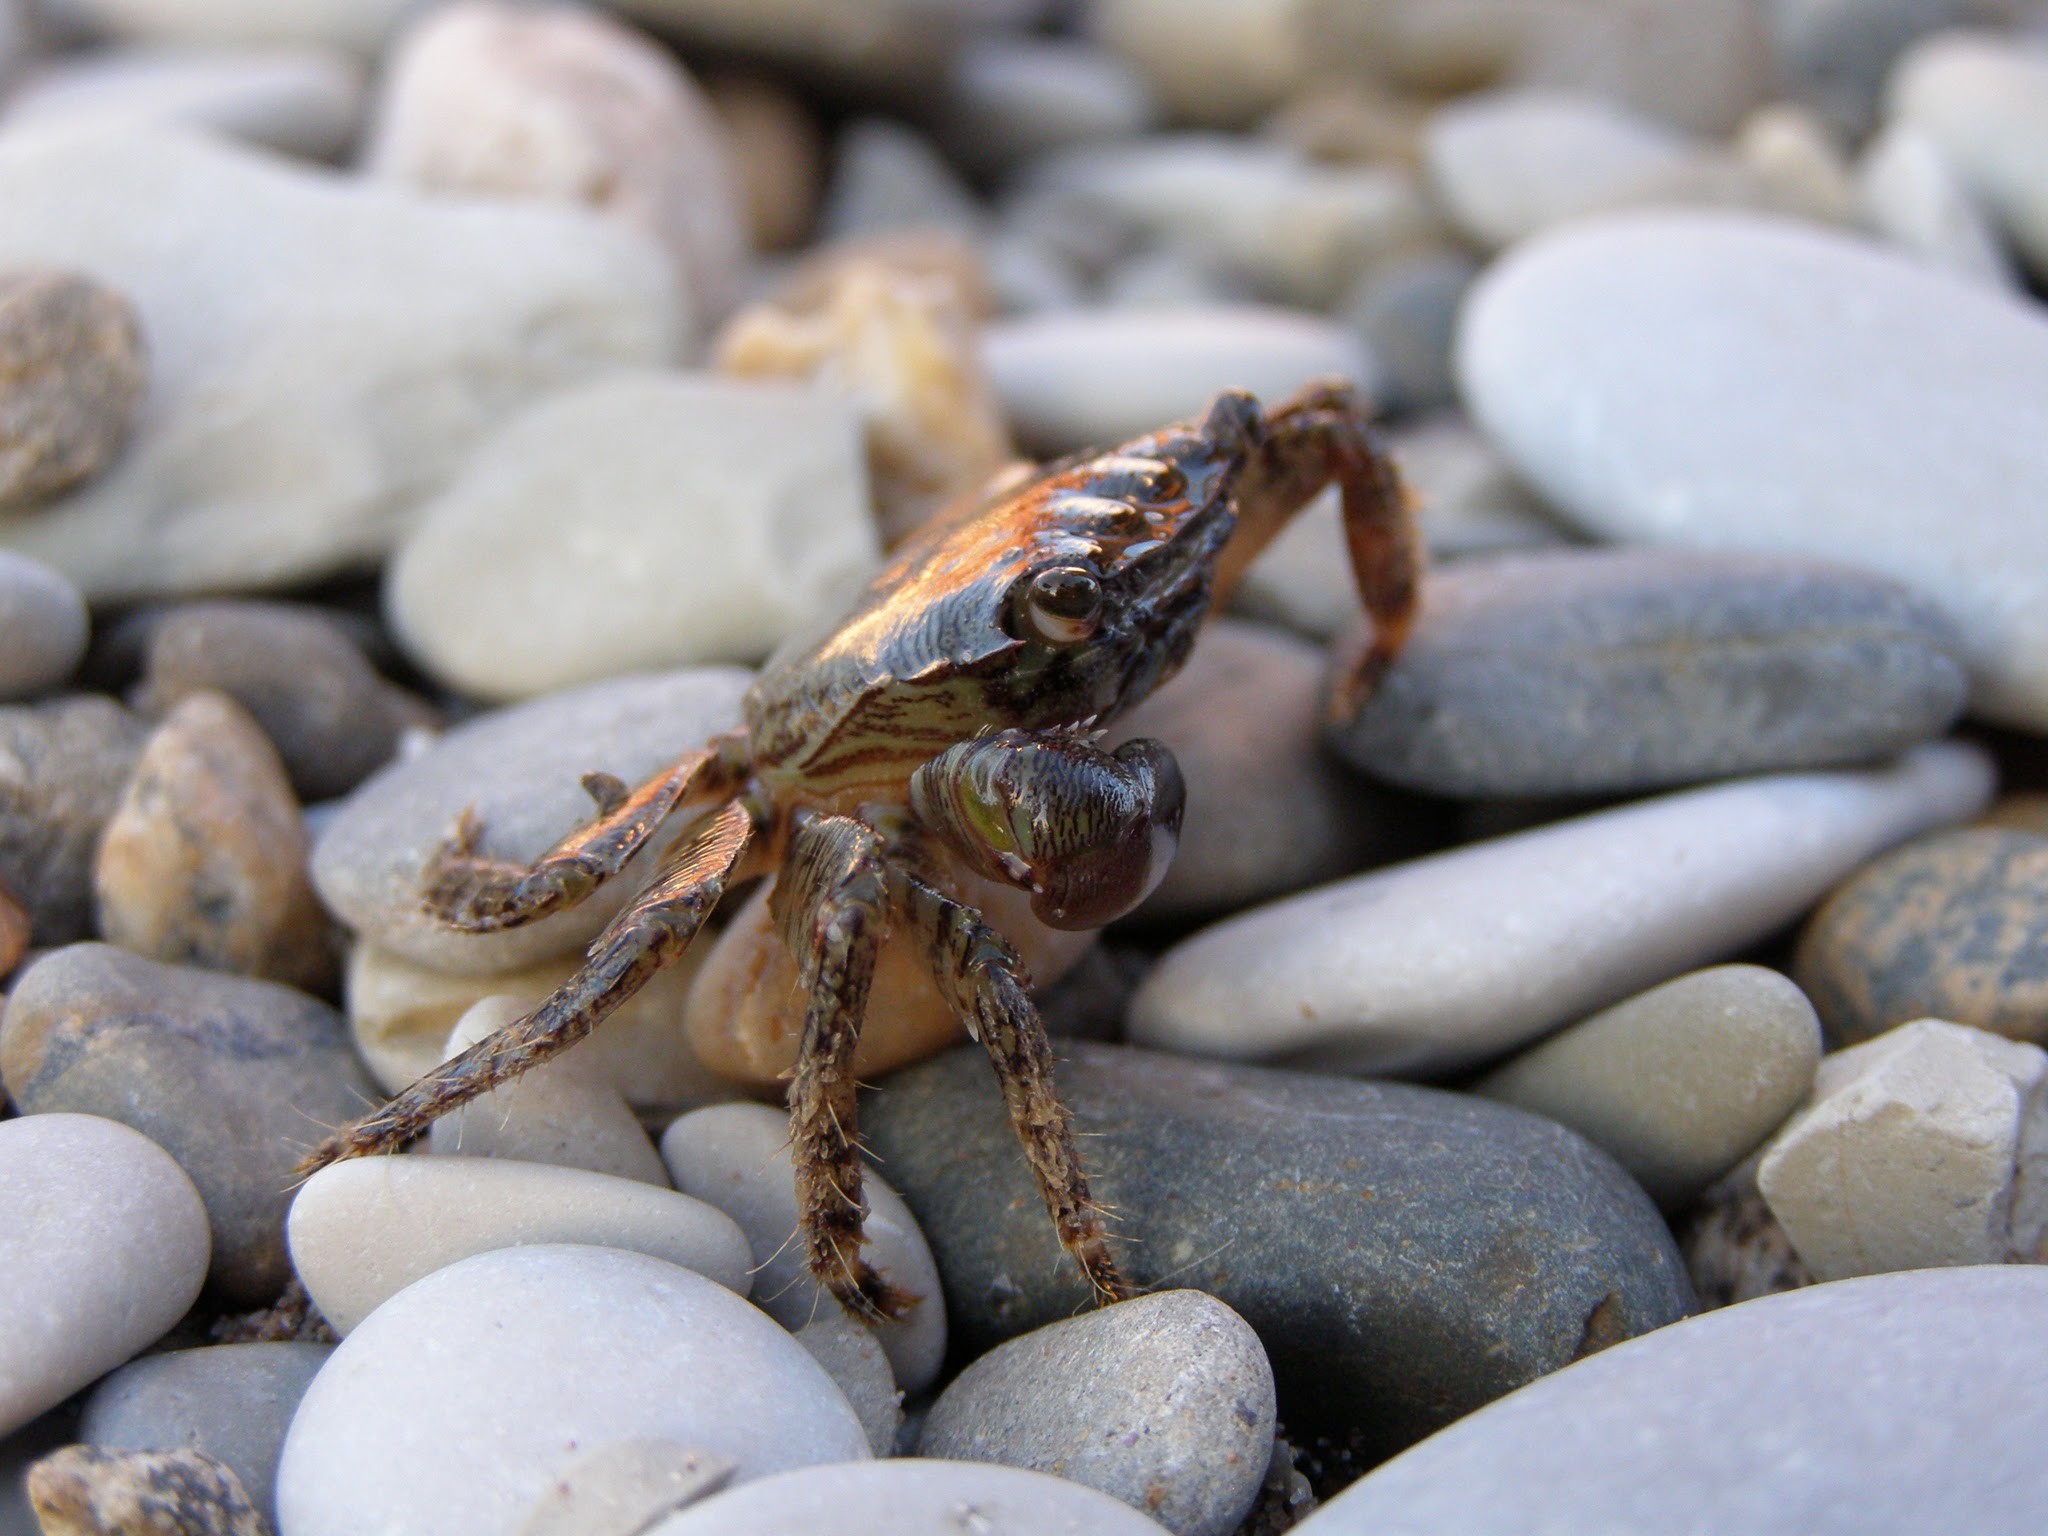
[0,268,146,512]
[0,694,147,944]
[0,553,87,702]
[25,1444,263,1536]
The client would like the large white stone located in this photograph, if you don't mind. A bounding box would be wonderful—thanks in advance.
[0,124,681,601]
[1458,210,2048,730]
[1128,742,1992,1076]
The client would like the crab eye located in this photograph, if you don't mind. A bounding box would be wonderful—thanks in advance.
[1019,565,1103,644]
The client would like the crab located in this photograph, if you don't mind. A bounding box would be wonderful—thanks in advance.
[298,380,1421,1318]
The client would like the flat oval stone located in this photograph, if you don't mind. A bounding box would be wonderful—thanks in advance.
[1330,548,1968,796]
[1457,210,2048,731]
[863,1044,1694,1466]
[1129,742,1990,1076]
[0,551,87,700]
[1,944,377,1304]
[1293,1266,2048,1535]
[1795,827,2048,1047]
[287,1155,754,1334]
[310,666,750,974]
[273,1245,869,1536]
[0,1113,210,1437]
[644,1459,1173,1536]
[918,1289,1275,1536]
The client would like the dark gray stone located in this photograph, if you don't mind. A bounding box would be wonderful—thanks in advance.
[1329,548,1968,797]
[0,694,146,943]
[1338,249,1477,415]
[0,944,380,1304]
[862,1044,1694,1467]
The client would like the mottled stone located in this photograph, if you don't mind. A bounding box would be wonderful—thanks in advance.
[0,553,88,702]
[919,1290,1274,1536]
[0,270,145,513]
[1795,827,2048,1047]
[1,945,378,1303]
[1329,548,1969,797]
[0,695,148,945]
[26,1445,262,1536]
[864,1044,1694,1465]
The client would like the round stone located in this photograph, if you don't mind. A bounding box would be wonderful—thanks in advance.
[0,551,88,701]
[0,267,146,512]
[0,693,147,944]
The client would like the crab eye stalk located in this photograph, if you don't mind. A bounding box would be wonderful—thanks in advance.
[1017,565,1104,645]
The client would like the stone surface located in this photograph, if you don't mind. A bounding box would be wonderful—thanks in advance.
[1087,0,1306,127]
[54,0,426,55]
[1132,742,1989,1076]
[0,125,679,601]
[661,1102,945,1394]
[1474,965,1823,1209]
[93,691,334,991]
[646,1459,1175,1536]
[794,1316,901,1460]
[0,695,147,945]
[1329,547,1969,797]
[79,1344,331,1523]
[1336,250,1477,416]
[287,1155,754,1334]
[984,305,1375,456]
[0,553,87,701]
[273,1245,869,1535]
[368,1,747,320]
[0,1114,210,1437]
[937,35,1155,175]
[1855,121,2020,288]
[918,1290,1274,1536]
[1293,1266,2048,1535]
[1795,827,2048,1046]
[1757,1017,2047,1277]
[1461,209,2048,730]
[387,374,876,699]
[25,1445,263,1536]
[310,666,750,974]
[0,269,146,513]
[1,944,377,1303]
[865,1044,1694,1466]
[515,1441,733,1536]
[818,118,984,244]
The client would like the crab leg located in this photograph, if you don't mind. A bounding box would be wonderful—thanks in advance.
[899,869,1130,1305]
[423,733,747,932]
[298,796,756,1172]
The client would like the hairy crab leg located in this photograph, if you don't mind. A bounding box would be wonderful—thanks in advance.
[422,732,749,932]
[775,814,916,1321]
[297,796,757,1173]
[898,869,1130,1305]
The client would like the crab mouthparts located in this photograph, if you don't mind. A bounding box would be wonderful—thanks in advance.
[1109,495,1232,617]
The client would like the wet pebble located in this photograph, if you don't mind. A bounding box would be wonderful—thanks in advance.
[0,267,146,513]
[1,945,377,1303]
[1130,742,1989,1076]
[918,1289,1275,1536]
[864,1043,1694,1465]
[1329,548,1968,797]
[0,695,147,946]
[0,1113,209,1437]
[273,1245,869,1536]
[0,552,87,702]
[286,1155,754,1334]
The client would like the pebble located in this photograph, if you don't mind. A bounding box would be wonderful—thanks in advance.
[1509,0,1778,135]
[428,996,670,1185]
[367,1,748,321]
[1328,548,1969,797]
[54,0,425,55]
[917,1289,1275,1536]
[1106,619,1410,920]
[387,374,877,699]
[0,123,680,601]
[794,1316,901,1459]
[0,552,87,701]
[24,1444,263,1536]
[864,1043,1694,1465]
[1766,0,1980,134]
[1457,209,2048,731]
[1473,965,1823,1209]
[0,267,147,512]
[310,665,750,975]
[0,1114,210,1438]
[287,1155,754,1334]
[818,118,985,244]
[937,35,1156,175]
[0,885,28,979]
[1757,1019,2047,1277]
[983,305,1375,455]
[1887,29,2048,278]
[1,45,365,160]
[0,694,147,944]
[703,73,821,253]
[1794,827,2048,1047]
[1855,122,2021,288]
[273,1245,869,1535]
[1087,0,1305,127]
[93,691,335,992]
[604,0,953,95]
[79,1343,332,1523]
[1294,1266,2048,1535]
[1,943,378,1303]
[1127,742,1991,1076]
[129,600,435,803]
[515,1441,734,1536]
[645,1459,1176,1535]
[1335,249,1477,415]
[1733,102,1858,223]
[660,1102,946,1394]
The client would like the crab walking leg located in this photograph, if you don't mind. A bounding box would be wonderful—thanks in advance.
[899,870,1131,1304]
[775,815,916,1321]
[422,732,748,932]
[298,797,756,1172]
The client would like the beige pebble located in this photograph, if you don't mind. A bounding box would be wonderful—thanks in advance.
[0,268,146,512]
